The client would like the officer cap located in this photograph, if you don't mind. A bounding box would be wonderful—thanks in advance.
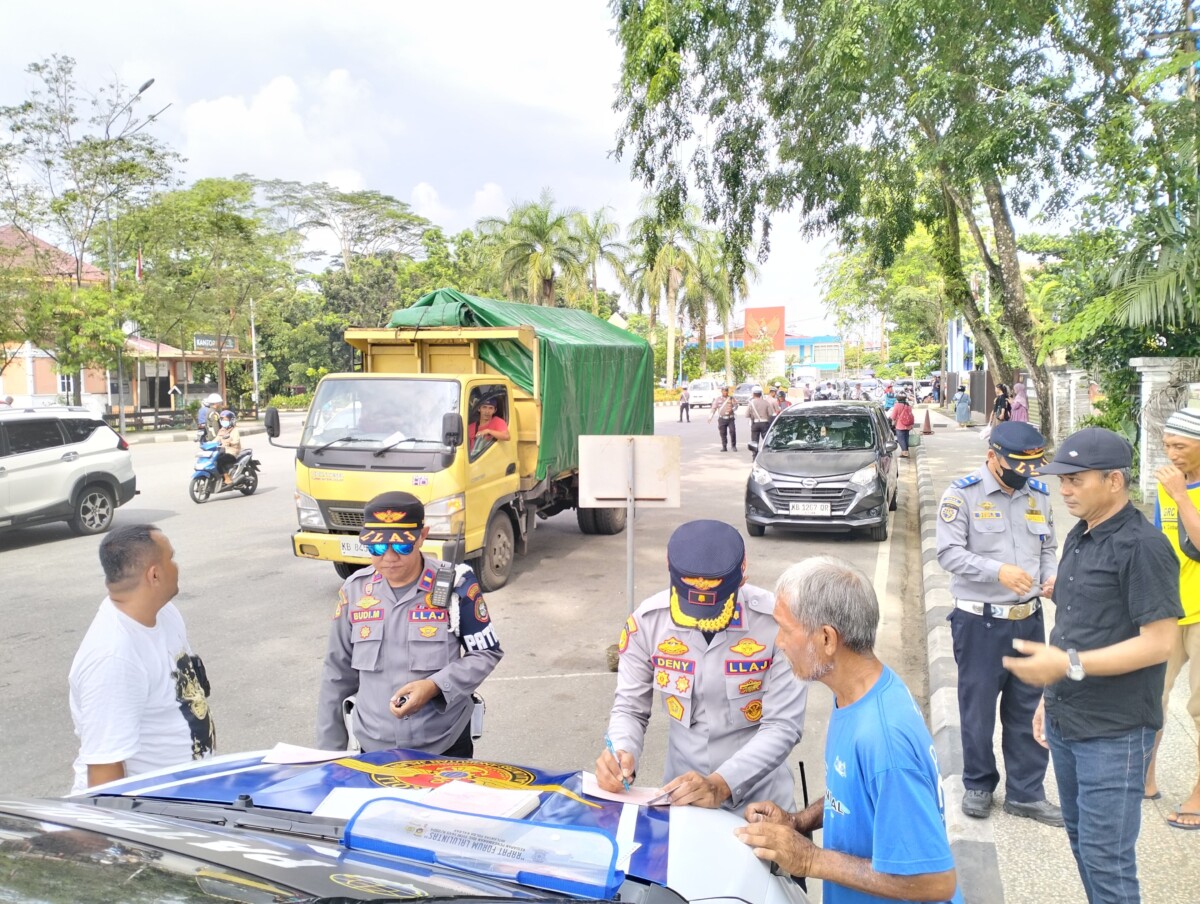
[359,491,424,544]
[666,520,745,631]
[1039,427,1133,475]
[752,385,763,395]
[988,421,1049,475]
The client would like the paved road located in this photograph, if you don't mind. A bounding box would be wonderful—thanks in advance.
[1,407,923,885]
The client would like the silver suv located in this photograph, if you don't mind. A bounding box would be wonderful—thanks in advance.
[0,407,137,535]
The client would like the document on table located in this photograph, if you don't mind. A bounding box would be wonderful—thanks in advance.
[581,771,669,806]
[312,786,429,819]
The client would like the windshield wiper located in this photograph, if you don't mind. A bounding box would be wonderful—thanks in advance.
[373,438,441,458]
[312,434,370,455]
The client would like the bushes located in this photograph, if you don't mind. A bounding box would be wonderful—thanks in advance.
[655,389,683,403]
[266,392,313,410]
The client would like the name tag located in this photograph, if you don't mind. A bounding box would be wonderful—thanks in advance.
[725,658,773,675]
[652,655,696,674]
[350,608,383,623]
[973,511,1003,520]
[409,609,448,622]
[1025,512,1045,523]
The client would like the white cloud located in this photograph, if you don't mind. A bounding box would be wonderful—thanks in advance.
[410,182,454,225]
[469,183,507,220]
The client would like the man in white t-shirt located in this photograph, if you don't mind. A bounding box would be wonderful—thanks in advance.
[69,524,216,792]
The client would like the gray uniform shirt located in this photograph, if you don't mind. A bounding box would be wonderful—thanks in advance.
[606,584,808,811]
[936,468,1058,603]
[316,556,502,753]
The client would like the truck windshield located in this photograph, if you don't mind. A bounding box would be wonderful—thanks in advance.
[300,379,460,451]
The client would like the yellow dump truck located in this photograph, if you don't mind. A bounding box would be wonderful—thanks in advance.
[265,289,655,589]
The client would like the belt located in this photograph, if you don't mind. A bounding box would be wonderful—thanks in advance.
[954,598,1041,621]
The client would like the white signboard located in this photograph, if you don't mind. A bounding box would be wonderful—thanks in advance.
[578,435,680,508]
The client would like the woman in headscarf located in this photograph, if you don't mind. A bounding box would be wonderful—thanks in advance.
[1010,382,1029,423]
[953,385,972,428]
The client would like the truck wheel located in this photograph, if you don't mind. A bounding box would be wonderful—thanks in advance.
[477,513,515,591]
[577,507,598,535]
[591,507,627,535]
[334,561,360,579]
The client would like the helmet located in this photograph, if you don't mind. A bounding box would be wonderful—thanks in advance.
[205,393,223,405]
[219,409,235,423]
[751,384,763,395]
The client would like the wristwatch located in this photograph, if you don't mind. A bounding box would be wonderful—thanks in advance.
[1066,648,1085,681]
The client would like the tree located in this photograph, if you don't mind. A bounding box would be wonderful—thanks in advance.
[478,189,584,306]
[572,207,630,316]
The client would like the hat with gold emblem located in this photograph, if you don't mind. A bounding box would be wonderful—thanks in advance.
[666,520,745,632]
[359,491,424,544]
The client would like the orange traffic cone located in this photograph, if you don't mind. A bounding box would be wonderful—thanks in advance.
[921,408,933,436]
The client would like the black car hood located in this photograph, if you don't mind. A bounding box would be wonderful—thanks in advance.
[757,448,876,478]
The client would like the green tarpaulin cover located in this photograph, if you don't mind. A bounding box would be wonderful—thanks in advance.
[388,288,654,480]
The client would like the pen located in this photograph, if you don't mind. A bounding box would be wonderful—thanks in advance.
[604,734,630,791]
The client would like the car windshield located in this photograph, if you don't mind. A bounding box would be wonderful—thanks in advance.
[766,413,876,451]
[300,379,459,450]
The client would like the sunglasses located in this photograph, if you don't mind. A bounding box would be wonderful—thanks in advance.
[362,541,416,556]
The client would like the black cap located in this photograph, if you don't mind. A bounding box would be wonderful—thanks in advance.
[667,520,744,631]
[1038,427,1133,475]
[988,422,1049,476]
[360,491,424,543]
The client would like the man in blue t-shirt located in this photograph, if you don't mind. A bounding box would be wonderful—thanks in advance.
[736,556,962,904]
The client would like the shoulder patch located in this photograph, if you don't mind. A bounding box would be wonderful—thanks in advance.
[952,474,983,489]
[1029,479,1049,495]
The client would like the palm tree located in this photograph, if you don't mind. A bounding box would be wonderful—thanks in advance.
[478,189,583,306]
[572,207,629,317]
[1108,206,1198,328]
[688,232,758,385]
[629,195,701,388]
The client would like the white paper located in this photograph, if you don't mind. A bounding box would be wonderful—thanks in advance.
[261,743,353,765]
[312,786,430,819]
[581,771,668,806]
[423,780,542,818]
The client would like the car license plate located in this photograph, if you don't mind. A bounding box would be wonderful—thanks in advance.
[339,538,368,558]
[789,502,831,516]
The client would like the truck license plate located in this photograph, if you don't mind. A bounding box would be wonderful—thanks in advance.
[789,502,831,517]
[339,538,368,558]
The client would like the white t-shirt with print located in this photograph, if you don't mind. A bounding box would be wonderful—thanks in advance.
[69,598,214,793]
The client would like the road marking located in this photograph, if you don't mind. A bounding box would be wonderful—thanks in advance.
[491,671,613,682]
[874,510,892,596]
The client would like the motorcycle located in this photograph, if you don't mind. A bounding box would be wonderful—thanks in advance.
[189,434,261,503]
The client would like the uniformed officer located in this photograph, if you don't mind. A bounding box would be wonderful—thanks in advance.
[597,520,809,811]
[316,491,502,756]
[935,421,1063,825]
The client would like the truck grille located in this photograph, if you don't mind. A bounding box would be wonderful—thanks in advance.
[328,508,365,529]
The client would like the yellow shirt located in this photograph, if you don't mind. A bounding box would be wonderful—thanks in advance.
[1157,480,1200,624]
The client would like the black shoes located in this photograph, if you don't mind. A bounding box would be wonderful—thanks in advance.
[1003,799,1064,827]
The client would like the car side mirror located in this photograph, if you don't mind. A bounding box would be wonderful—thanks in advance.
[884,440,898,452]
[748,442,759,454]
[264,407,280,438]
[442,412,463,448]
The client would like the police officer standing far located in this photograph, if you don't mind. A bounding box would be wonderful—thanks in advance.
[317,491,502,756]
[936,421,1064,825]
[597,519,809,811]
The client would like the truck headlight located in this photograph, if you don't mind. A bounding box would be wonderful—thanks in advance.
[425,494,466,536]
[849,464,878,489]
[750,465,774,487]
[295,491,327,530]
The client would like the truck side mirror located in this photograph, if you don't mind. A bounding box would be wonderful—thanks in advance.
[442,412,463,448]
[265,407,281,438]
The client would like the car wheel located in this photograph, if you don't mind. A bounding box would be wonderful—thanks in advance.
[334,561,360,579]
[577,507,598,535]
[189,475,215,504]
[869,520,889,542]
[68,485,116,535]
[746,521,766,537]
[475,512,515,591]
[237,469,259,496]
[592,507,627,535]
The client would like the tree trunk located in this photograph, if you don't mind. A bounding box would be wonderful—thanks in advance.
[723,311,734,386]
[980,175,1054,439]
[697,317,709,372]
[665,267,680,389]
[932,184,1012,385]
[542,276,554,307]
[591,262,599,316]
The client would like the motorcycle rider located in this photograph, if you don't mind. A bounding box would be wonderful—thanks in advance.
[215,410,241,485]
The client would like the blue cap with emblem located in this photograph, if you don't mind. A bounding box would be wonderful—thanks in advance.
[666,520,745,631]
[359,491,424,543]
[1038,427,1133,475]
[989,421,1049,476]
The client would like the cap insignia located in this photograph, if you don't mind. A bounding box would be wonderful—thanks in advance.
[373,509,406,523]
[680,576,722,591]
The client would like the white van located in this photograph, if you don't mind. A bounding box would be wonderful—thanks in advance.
[686,379,721,409]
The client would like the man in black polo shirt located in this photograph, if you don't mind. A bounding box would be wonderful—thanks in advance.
[1003,428,1182,904]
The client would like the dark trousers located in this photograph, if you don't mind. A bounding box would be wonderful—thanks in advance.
[216,451,237,475]
[441,721,474,758]
[679,402,690,422]
[718,417,736,450]
[750,421,769,447]
[949,606,1049,802]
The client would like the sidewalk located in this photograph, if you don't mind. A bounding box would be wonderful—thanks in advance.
[915,407,1197,904]
[120,410,306,445]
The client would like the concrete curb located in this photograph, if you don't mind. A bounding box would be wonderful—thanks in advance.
[916,442,1004,904]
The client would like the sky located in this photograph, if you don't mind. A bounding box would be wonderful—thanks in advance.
[0,0,836,334]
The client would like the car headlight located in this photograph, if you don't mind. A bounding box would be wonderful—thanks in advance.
[750,465,774,486]
[295,491,327,530]
[425,494,466,536]
[849,464,878,489]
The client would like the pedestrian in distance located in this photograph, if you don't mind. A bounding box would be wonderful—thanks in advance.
[746,385,778,455]
[679,385,690,423]
[991,383,1012,426]
[776,390,791,412]
[316,491,502,756]
[709,386,739,452]
[936,421,1063,826]
[0,394,12,408]
[933,376,942,404]
[1010,382,1029,423]
[735,556,962,903]
[1004,428,1182,904]
[888,393,916,458]
[1145,407,1200,827]
[598,519,809,811]
[69,524,216,792]
[953,385,972,428]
